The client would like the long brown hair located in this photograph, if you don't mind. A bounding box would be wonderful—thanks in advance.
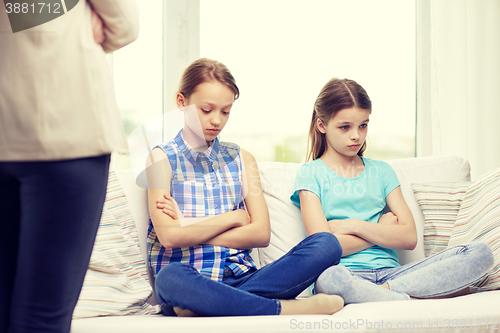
[306,78,372,161]
[177,58,240,100]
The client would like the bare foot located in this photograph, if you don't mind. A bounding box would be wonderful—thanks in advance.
[173,306,199,317]
[280,294,344,315]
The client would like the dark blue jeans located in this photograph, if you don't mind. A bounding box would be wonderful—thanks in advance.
[0,155,110,333]
[155,232,342,316]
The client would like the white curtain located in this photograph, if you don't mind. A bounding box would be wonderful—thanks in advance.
[416,0,500,179]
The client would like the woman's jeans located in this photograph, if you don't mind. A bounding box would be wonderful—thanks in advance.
[315,242,494,304]
[155,232,342,316]
[0,155,110,333]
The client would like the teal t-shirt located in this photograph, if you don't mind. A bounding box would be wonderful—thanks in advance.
[290,156,401,270]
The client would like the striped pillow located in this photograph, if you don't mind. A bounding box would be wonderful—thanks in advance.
[447,168,500,291]
[73,171,161,318]
[412,182,470,257]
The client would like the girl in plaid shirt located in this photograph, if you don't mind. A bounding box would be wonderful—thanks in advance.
[146,58,344,316]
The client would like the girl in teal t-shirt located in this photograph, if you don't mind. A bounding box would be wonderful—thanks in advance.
[291,78,494,303]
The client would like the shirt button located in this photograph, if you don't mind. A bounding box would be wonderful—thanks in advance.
[214,204,218,208]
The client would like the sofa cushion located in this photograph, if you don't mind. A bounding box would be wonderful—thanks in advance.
[411,182,470,257]
[72,290,500,332]
[73,172,160,318]
[257,162,304,266]
[447,167,500,291]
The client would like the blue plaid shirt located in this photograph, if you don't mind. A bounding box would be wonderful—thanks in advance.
[147,130,257,282]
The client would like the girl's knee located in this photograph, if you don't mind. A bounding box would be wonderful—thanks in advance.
[316,266,351,286]
[315,266,351,294]
[157,262,185,280]
[470,242,494,271]
[310,232,342,264]
[155,263,194,295]
[321,265,351,280]
[155,263,201,314]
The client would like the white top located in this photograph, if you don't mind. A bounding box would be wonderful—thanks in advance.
[0,0,139,161]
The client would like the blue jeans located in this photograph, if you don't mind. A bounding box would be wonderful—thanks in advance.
[0,155,110,333]
[315,242,494,304]
[155,232,342,316]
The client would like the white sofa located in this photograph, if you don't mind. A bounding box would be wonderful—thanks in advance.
[71,155,500,333]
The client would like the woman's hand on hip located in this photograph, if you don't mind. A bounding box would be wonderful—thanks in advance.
[91,9,105,44]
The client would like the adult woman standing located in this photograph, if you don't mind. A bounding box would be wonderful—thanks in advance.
[0,1,139,332]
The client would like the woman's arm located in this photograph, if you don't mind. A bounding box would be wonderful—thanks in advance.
[202,149,271,249]
[328,187,417,250]
[147,148,250,248]
[298,190,374,256]
[87,0,140,53]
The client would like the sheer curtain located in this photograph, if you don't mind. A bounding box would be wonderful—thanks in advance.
[416,0,500,179]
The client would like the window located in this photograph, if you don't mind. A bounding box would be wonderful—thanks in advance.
[110,0,163,170]
[112,0,415,170]
[200,0,415,162]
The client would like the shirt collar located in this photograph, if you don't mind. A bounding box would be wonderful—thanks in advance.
[174,129,220,164]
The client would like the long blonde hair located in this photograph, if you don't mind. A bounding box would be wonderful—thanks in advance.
[306,78,372,161]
